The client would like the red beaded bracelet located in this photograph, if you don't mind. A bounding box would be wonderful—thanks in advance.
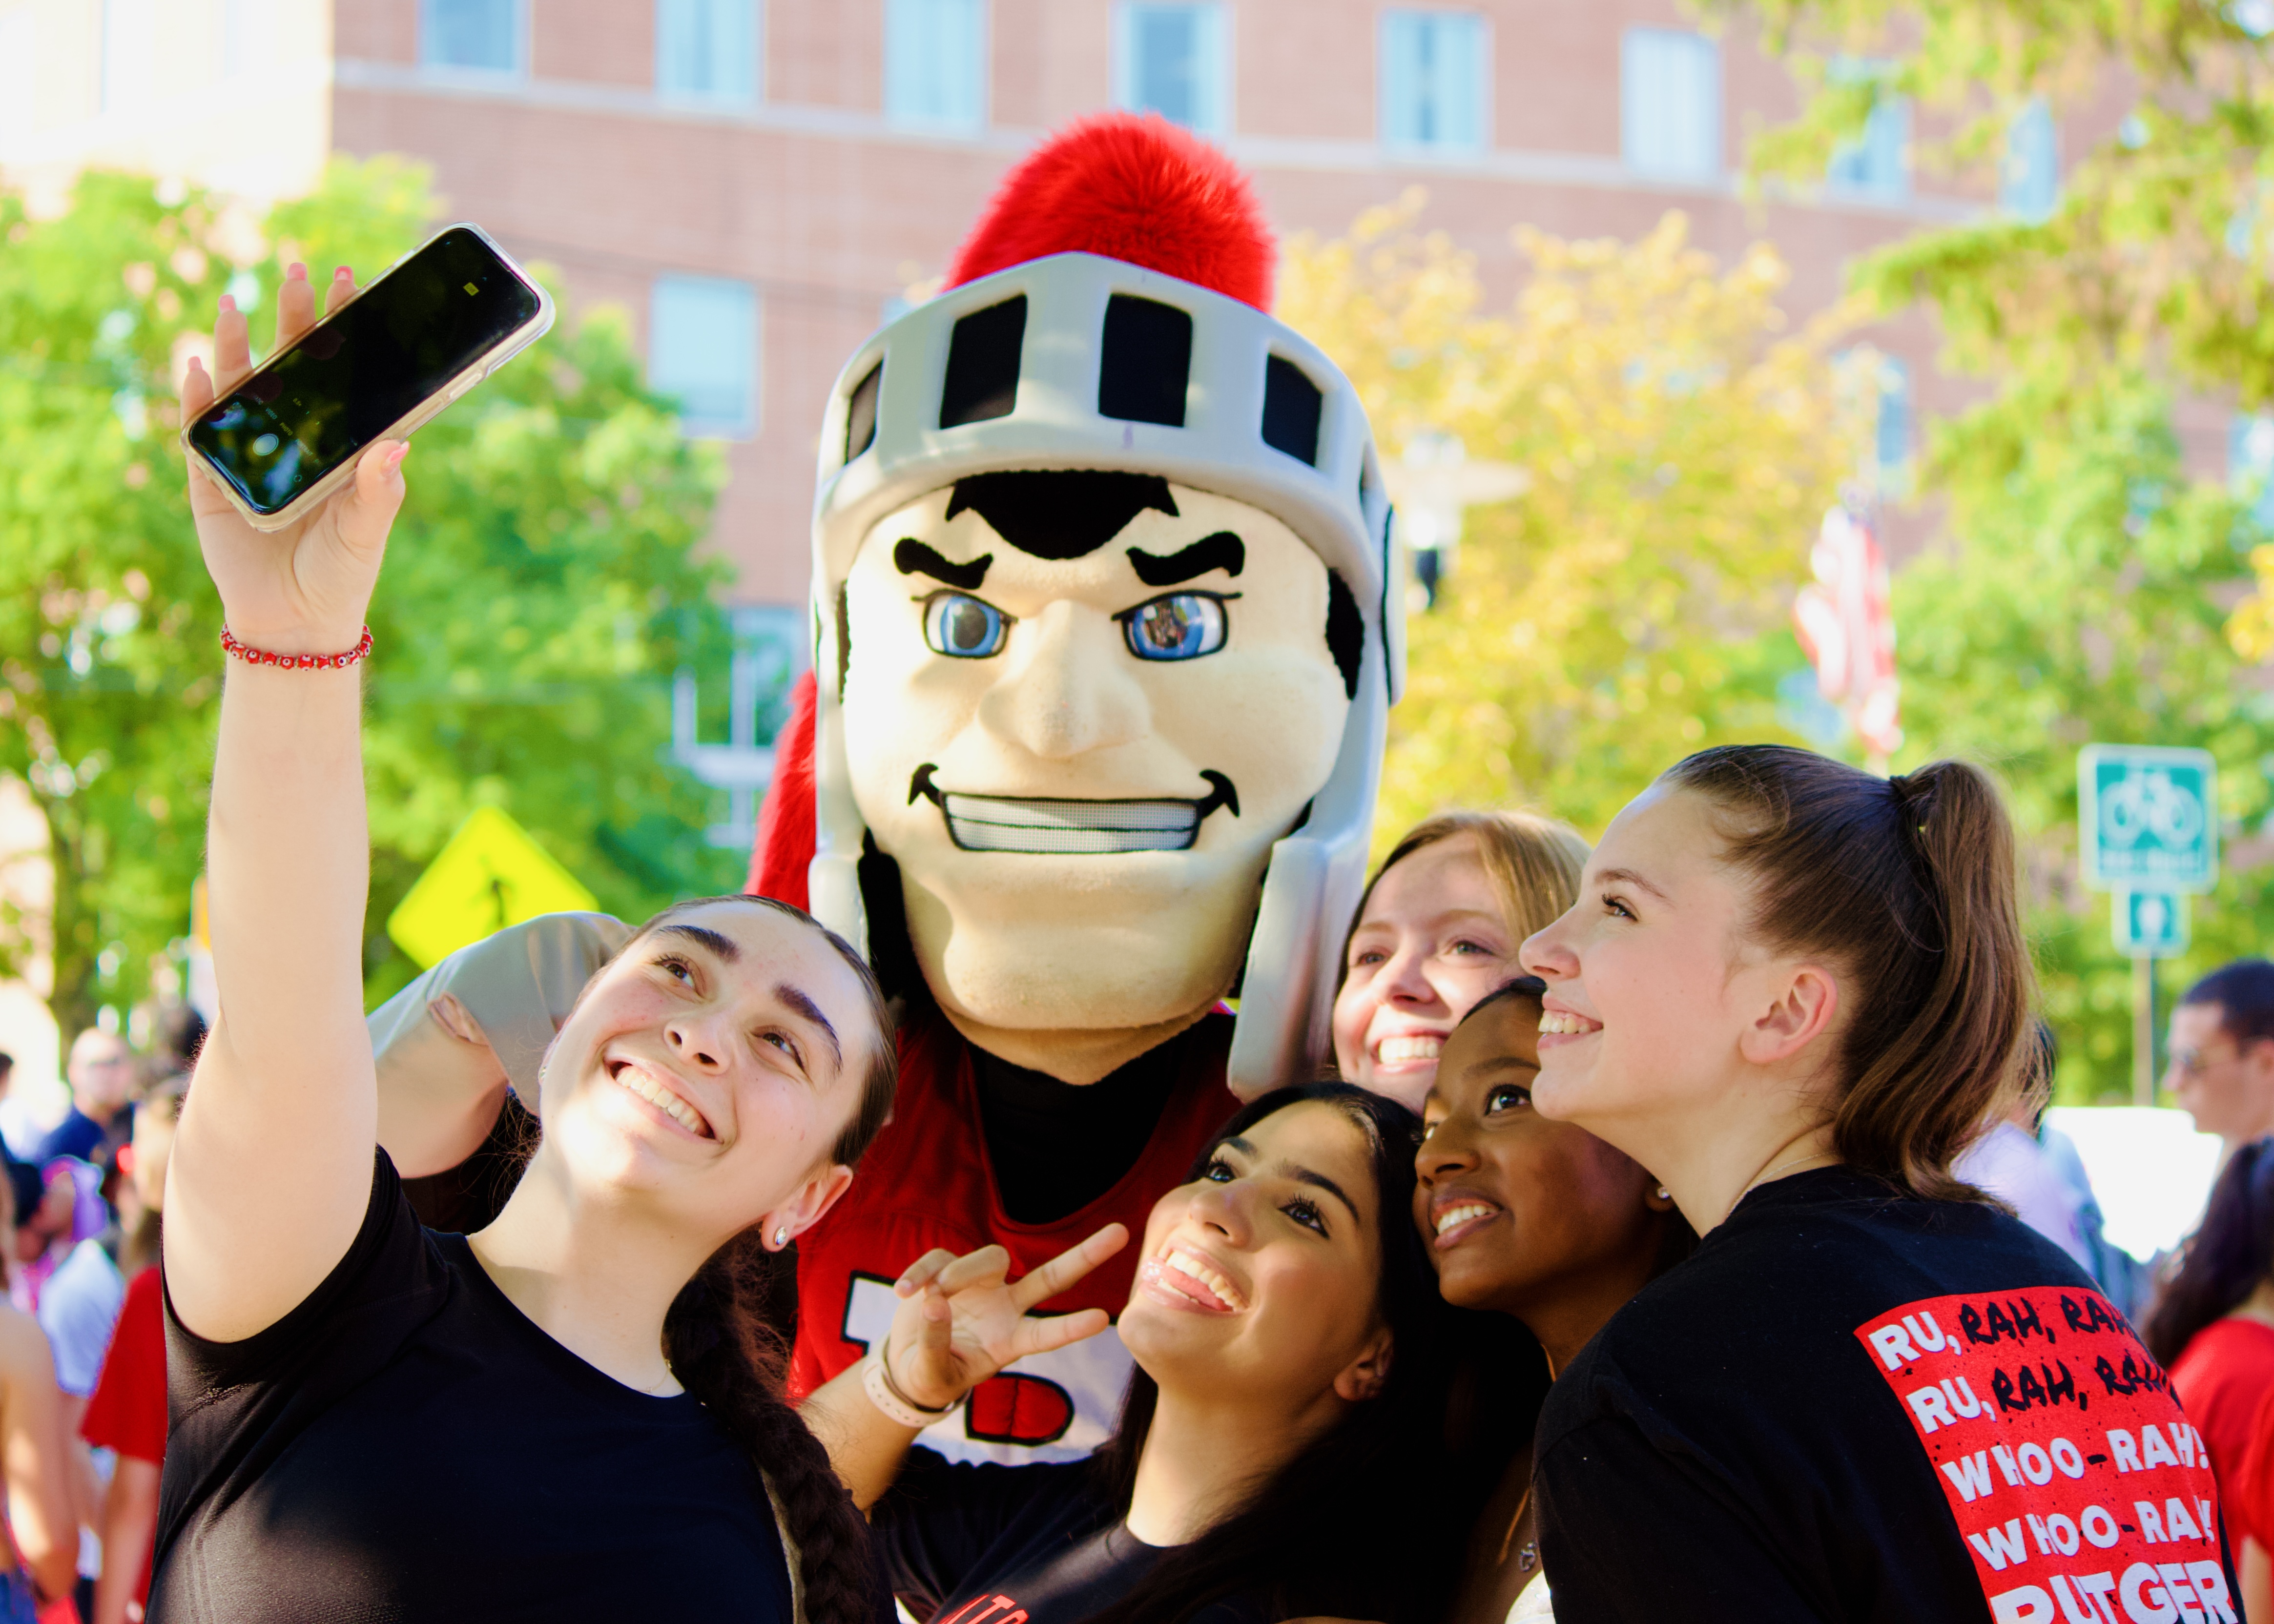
[219,624,374,671]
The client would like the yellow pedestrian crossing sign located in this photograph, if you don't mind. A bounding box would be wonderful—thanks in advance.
[386,807,599,969]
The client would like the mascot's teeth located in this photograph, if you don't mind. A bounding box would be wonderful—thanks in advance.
[941,794,1200,855]
[1538,1012,1597,1036]
[1435,1203,1495,1235]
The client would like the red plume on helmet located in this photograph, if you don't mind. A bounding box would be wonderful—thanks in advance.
[746,668,816,907]
[946,111,1277,310]
[748,116,1279,902]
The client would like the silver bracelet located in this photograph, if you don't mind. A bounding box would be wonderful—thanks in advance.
[862,1348,961,1430]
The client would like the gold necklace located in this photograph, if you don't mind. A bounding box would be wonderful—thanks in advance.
[1740,1146,1837,1200]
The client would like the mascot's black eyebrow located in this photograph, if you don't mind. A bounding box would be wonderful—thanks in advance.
[1127,531,1243,587]
[946,471,1178,558]
[894,538,992,591]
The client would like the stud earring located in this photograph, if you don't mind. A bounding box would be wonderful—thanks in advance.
[772,1226,789,1248]
[1655,1187,1670,1202]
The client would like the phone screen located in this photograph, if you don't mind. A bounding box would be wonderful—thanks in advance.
[188,228,542,515]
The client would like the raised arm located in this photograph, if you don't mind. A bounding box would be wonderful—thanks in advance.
[801,1225,1126,1510]
[165,266,411,1342]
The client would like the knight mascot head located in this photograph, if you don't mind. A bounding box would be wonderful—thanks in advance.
[753,112,1402,1095]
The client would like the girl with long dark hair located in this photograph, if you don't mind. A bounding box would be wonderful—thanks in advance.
[2148,1140,2274,1492]
[1517,745,2234,1622]
[158,267,897,1624]
[801,1083,1473,1624]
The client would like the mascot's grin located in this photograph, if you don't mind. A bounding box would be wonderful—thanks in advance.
[910,764,1240,854]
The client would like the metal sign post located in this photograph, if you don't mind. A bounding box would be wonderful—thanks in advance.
[2079,746,2217,1107]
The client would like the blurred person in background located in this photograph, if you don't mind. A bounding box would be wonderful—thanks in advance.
[0,1168,89,1619]
[28,1159,120,1617]
[81,1079,185,1624]
[2144,1140,2274,1493]
[2169,960,2274,1169]
[1332,814,1588,1114]
[34,1036,134,1170]
[1950,1020,2146,1315]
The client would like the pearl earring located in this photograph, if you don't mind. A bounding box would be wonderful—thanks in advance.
[1655,1187,1670,1202]
[772,1226,789,1248]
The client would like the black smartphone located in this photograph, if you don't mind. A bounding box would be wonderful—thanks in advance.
[183,224,554,528]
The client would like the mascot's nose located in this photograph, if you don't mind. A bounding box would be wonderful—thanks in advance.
[979,600,1152,760]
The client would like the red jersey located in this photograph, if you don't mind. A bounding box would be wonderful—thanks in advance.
[788,1010,1239,1465]
[2172,1317,2274,1497]
[82,1265,165,1612]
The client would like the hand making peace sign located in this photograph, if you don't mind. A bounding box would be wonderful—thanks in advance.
[875,1224,1132,1413]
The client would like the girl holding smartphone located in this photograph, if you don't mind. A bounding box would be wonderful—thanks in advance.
[156,266,895,1624]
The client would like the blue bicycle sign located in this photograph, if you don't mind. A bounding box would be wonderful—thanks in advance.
[2078,745,2218,892]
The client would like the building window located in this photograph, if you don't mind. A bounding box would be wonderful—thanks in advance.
[2002,98,2059,222]
[2233,413,2274,530]
[1825,60,1909,199]
[883,0,985,130]
[1620,28,1719,181]
[658,0,757,102]
[1114,3,1227,135]
[1873,354,1911,478]
[1380,11,1484,153]
[421,0,522,75]
[651,276,759,438]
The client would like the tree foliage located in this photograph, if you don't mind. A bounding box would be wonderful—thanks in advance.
[1718,0,2274,1099]
[1278,200,1862,841]
[0,159,740,1035]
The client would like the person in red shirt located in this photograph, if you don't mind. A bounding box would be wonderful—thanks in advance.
[78,1083,181,1624]
[2147,1136,2274,1495]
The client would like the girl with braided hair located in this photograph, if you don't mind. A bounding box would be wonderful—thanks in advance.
[155,266,894,1624]
[1516,746,2236,1624]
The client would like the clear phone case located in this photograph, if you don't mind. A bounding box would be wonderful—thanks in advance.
[179,222,557,533]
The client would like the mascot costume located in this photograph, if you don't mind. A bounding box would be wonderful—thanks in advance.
[749,112,1402,1465]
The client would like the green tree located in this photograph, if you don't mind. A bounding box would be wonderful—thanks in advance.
[1,159,740,1036]
[1717,0,2274,1099]
[1278,201,1862,843]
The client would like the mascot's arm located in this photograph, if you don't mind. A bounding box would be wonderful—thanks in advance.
[803,1226,1125,1509]
[368,913,629,1178]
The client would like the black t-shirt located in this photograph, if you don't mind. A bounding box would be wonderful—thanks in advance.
[1535,1167,2238,1624]
[872,1447,1265,1624]
[153,1151,796,1623]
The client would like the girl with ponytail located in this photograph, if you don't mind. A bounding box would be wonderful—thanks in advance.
[155,270,895,1624]
[1517,745,2235,1623]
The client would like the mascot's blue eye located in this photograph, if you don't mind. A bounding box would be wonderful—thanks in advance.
[923,593,1009,658]
[1120,594,1228,661]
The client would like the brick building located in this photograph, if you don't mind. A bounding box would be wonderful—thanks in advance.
[4,0,2024,616]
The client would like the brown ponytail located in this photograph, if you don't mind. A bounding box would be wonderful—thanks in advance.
[1663,746,2033,1202]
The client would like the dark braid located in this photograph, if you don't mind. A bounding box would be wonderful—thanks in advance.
[665,1228,877,1624]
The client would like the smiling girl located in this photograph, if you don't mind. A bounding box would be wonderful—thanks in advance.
[157,268,897,1624]
[1333,814,1588,1113]
[802,1084,1475,1624]
[1516,746,2233,1622]
[1415,977,1694,1623]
